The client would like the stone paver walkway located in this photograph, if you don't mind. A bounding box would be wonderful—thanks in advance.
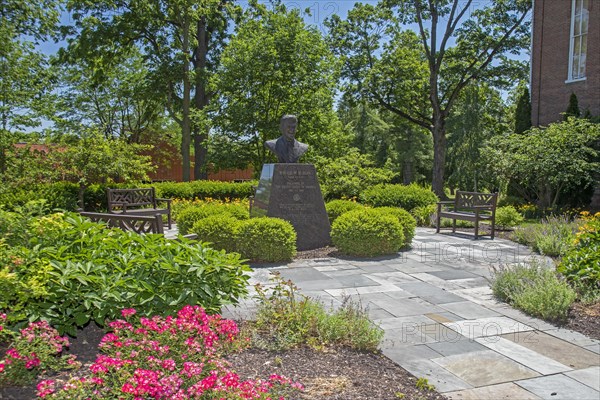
[222,228,600,400]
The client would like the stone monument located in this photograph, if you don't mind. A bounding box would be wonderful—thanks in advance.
[251,115,331,250]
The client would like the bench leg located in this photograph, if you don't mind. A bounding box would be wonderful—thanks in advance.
[491,220,495,240]
[452,219,456,233]
[436,212,441,233]
[474,219,479,239]
[168,213,172,230]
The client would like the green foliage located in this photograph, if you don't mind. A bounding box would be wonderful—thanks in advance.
[236,218,296,262]
[514,85,532,134]
[331,208,404,257]
[360,184,438,211]
[512,216,578,257]
[565,92,580,120]
[325,199,364,224]
[175,204,248,235]
[559,216,600,298]
[0,212,250,335]
[252,274,383,351]
[446,84,508,191]
[154,180,255,201]
[192,215,239,253]
[374,207,416,247]
[415,378,435,392]
[491,262,576,322]
[314,150,396,200]
[411,204,437,227]
[484,118,600,208]
[495,206,524,229]
[212,2,349,171]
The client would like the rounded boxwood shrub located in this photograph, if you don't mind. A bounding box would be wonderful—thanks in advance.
[236,218,297,262]
[331,208,404,257]
[325,199,364,224]
[176,204,248,234]
[495,206,524,229]
[359,184,438,211]
[374,207,416,247]
[191,215,239,253]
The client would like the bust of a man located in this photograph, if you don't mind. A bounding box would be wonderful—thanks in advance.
[265,114,309,163]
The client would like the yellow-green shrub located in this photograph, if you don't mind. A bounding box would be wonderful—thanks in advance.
[236,218,297,262]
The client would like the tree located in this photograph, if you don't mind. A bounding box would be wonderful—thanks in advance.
[446,83,507,191]
[211,1,349,172]
[565,92,580,120]
[66,0,238,181]
[513,84,531,133]
[483,118,600,208]
[55,49,166,143]
[0,0,61,173]
[326,0,531,197]
[49,131,155,209]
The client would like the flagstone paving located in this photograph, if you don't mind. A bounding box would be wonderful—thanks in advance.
[221,227,600,399]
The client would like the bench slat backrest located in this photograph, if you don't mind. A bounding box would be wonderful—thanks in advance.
[455,191,498,209]
[80,211,164,234]
[108,188,156,209]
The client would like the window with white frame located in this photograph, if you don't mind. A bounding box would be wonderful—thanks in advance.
[568,0,589,81]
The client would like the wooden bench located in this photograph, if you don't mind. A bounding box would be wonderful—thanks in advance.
[79,212,164,234]
[107,188,172,229]
[436,191,498,239]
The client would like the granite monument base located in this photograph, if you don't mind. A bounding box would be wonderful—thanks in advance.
[251,163,331,251]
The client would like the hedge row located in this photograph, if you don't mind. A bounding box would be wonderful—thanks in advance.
[0,181,255,212]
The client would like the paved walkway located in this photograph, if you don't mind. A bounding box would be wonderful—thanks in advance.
[222,228,600,400]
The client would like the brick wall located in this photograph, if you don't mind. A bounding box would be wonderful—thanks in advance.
[531,0,600,126]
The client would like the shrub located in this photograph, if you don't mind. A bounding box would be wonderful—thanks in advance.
[325,199,364,224]
[559,215,600,300]
[1,212,250,335]
[252,274,383,351]
[236,218,296,262]
[176,204,248,234]
[512,215,578,257]
[331,208,404,257]
[359,184,438,211]
[411,204,436,227]
[154,180,255,201]
[374,207,416,247]
[314,150,395,200]
[40,306,302,399]
[491,262,576,322]
[495,206,524,229]
[0,318,78,387]
[192,215,239,253]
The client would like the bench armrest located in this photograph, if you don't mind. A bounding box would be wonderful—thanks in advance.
[437,201,455,204]
[156,198,172,209]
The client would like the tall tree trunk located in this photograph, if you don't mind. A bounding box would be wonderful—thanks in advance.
[431,116,447,199]
[181,18,191,182]
[193,17,209,180]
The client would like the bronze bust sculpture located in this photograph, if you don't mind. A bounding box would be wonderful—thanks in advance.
[265,114,308,163]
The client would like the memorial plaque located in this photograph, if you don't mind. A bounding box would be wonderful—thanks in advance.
[251,163,331,250]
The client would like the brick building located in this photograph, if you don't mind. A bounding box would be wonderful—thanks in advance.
[530,0,599,126]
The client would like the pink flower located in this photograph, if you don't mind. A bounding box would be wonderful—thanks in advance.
[36,380,55,398]
[121,308,137,318]
[0,363,5,373]
[25,356,41,369]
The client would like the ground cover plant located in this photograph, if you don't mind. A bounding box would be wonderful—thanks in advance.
[512,215,579,257]
[27,306,302,399]
[359,184,438,211]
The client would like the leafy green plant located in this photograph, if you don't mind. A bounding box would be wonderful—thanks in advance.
[331,208,404,257]
[559,215,600,300]
[0,212,250,335]
[360,184,438,211]
[191,215,239,253]
[411,204,436,227]
[0,317,78,387]
[252,274,383,351]
[374,207,416,247]
[154,180,255,201]
[325,199,364,224]
[491,262,576,322]
[495,206,524,229]
[512,215,578,257]
[415,377,435,391]
[235,218,296,262]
